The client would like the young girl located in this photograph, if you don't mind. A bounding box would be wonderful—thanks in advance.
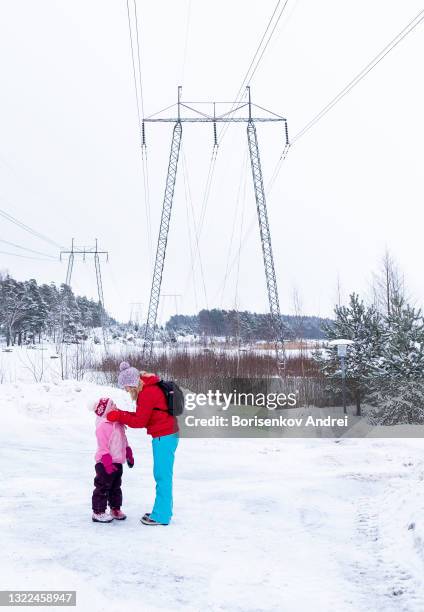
[91,397,134,523]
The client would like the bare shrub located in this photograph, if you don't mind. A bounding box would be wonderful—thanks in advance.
[95,349,334,407]
[18,347,45,383]
[60,342,95,381]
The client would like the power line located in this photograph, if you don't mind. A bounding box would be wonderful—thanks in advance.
[185,0,292,253]
[0,239,57,259]
[0,249,56,262]
[235,0,283,96]
[233,164,248,360]
[182,151,199,313]
[212,141,289,305]
[197,146,218,237]
[218,0,290,145]
[266,140,291,195]
[292,8,424,143]
[126,0,143,128]
[263,7,424,224]
[126,0,153,268]
[133,0,146,118]
[245,0,290,86]
[235,3,423,305]
[186,104,222,251]
[181,149,209,308]
[181,0,192,84]
[0,208,64,249]
[141,153,153,271]
[220,148,248,306]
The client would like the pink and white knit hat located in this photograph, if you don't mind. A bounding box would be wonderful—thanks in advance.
[91,397,115,417]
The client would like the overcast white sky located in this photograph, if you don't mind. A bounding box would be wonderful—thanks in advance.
[0,0,423,323]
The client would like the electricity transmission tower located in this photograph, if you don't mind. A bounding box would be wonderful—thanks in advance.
[129,302,144,327]
[160,293,181,316]
[142,87,289,372]
[60,239,109,351]
[159,293,181,338]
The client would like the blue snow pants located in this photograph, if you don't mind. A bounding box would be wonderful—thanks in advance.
[150,433,179,524]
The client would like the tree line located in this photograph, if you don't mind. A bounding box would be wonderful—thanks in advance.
[166,309,331,341]
[0,272,109,346]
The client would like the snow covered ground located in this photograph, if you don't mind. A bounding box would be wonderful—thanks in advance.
[2,375,424,612]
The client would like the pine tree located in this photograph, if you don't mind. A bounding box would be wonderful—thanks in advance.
[314,293,382,413]
[0,275,115,345]
[23,279,48,343]
[0,276,27,345]
[58,284,82,343]
[39,283,61,340]
[370,297,424,424]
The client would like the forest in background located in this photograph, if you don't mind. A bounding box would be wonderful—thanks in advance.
[0,272,111,346]
[0,272,332,345]
[166,310,331,340]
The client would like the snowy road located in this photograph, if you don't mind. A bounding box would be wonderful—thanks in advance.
[1,381,424,611]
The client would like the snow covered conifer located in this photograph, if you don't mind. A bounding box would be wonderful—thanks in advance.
[23,279,48,343]
[315,293,382,414]
[58,283,82,343]
[0,276,27,346]
[370,297,424,424]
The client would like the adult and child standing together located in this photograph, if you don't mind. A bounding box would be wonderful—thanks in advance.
[90,361,179,526]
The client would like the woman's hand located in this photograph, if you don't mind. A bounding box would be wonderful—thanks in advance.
[107,410,121,423]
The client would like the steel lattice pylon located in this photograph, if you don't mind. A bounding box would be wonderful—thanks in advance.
[247,120,286,369]
[94,251,108,351]
[60,239,109,353]
[65,253,74,286]
[143,120,183,357]
[142,87,288,370]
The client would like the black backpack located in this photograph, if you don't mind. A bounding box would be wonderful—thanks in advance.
[155,380,185,417]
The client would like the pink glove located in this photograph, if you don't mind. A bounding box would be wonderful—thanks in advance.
[101,453,117,475]
[126,446,134,468]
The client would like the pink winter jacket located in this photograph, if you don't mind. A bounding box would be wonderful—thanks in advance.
[95,416,128,464]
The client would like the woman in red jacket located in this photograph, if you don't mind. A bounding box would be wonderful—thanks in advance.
[107,362,179,526]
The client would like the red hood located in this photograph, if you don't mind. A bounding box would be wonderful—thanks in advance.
[141,374,160,386]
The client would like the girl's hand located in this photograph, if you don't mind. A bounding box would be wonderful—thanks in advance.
[101,453,118,474]
[107,410,121,423]
[126,446,134,468]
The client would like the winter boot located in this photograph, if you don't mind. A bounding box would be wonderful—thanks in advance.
[92,512,114,523]
[140,513,168,526]
[110,509,126,520]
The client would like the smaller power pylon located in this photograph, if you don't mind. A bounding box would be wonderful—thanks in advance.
[160,293,181,317]
[159,293,181,335]
[129,302,144,327]
[60,239,109,351]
